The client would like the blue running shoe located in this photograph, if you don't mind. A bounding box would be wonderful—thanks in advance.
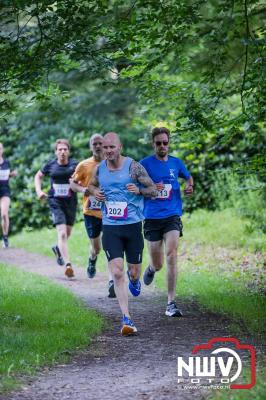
[127,270,141,297]
[121,315,137,336]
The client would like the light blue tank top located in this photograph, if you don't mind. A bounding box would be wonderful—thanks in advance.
[98,157,144,225]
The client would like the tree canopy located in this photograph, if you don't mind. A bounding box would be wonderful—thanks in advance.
[0,0,265,233]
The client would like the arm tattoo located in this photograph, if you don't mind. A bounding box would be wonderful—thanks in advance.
[130,160,157,197]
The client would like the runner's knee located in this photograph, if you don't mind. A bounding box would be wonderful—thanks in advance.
[112,264,124,280]
[1,213,8,222]
[151,255,163,270]
[166,249,177,265]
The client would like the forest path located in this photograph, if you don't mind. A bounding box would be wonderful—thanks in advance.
[0,247,254,400]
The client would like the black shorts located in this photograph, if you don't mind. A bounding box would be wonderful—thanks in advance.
[48,197,77,227]
[0,186,10,198]
[102,222,144,264]
[144,215,183,242]
[84,215,102,239]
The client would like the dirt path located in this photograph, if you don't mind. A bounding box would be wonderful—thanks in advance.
[0,247,257,400]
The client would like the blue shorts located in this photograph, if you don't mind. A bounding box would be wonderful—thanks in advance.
[84,215,102,239]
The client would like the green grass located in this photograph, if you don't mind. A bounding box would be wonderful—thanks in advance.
[12,221,108,271]
[0,263,103,392]
[12,209,266,339]
[154,210,266,337]
[183,208,266,252]
[6,207,266,395]
[207,363,266,400]
[12,208,266,338]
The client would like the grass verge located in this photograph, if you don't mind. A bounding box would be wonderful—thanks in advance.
[206,362,266,400]
[8,207,266,397]
[0,263,103,393]
[12,208,266,337]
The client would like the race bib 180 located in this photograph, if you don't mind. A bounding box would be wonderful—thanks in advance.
[87,196,101,210]
[105,201,128,219]
[53,184,70,197]
[156,184,173,200]
[0,169,10,181]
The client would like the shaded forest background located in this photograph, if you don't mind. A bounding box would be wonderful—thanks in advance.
[0,0,265,234]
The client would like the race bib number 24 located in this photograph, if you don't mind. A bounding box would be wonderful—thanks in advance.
[87,196,101,210]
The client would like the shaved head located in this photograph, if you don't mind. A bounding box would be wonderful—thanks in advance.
[102,132,123,163]
[104,132,121,145]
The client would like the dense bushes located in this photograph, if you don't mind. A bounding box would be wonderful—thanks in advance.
[1,83,265,234]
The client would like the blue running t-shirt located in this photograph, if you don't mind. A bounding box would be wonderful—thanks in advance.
[140,155,190,218]
[98,157,144,225]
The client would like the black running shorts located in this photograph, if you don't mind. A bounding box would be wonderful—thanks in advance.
[84,215,102,239]
[0,187,10,198]
[48,198,77,227]
[102,222,144,264]
[144,215,183,242]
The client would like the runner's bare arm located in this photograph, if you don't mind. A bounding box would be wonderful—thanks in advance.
[129,161,157,197]
[69,178,87,194]
[184,176,194,196]
[34,170,48,200]
[87,167,106,201]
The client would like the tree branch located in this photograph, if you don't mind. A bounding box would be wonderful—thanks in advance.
[241,0,251,114]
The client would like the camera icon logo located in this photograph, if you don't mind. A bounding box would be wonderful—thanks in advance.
[177,337,256,389]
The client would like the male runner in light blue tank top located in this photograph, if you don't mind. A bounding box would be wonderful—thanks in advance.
[140,127,193,317]
[87,132,156,336]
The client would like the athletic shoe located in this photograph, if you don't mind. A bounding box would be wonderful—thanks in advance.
[2,236,9,248]
[87,256,97,278]
[52,245,64,266]
[143,265,155,285]
[127,270,141,297]
[121,315,137,336]
[65,263,74,278]
[165,301,183,317]
[108,280,116,298]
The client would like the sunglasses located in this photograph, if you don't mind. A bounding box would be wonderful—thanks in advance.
[155,141,169,146]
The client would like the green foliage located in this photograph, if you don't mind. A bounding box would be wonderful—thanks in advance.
[1,0,265,231]
[210,172,266,233]
[0,263,103,392]
[1,81,150,233]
